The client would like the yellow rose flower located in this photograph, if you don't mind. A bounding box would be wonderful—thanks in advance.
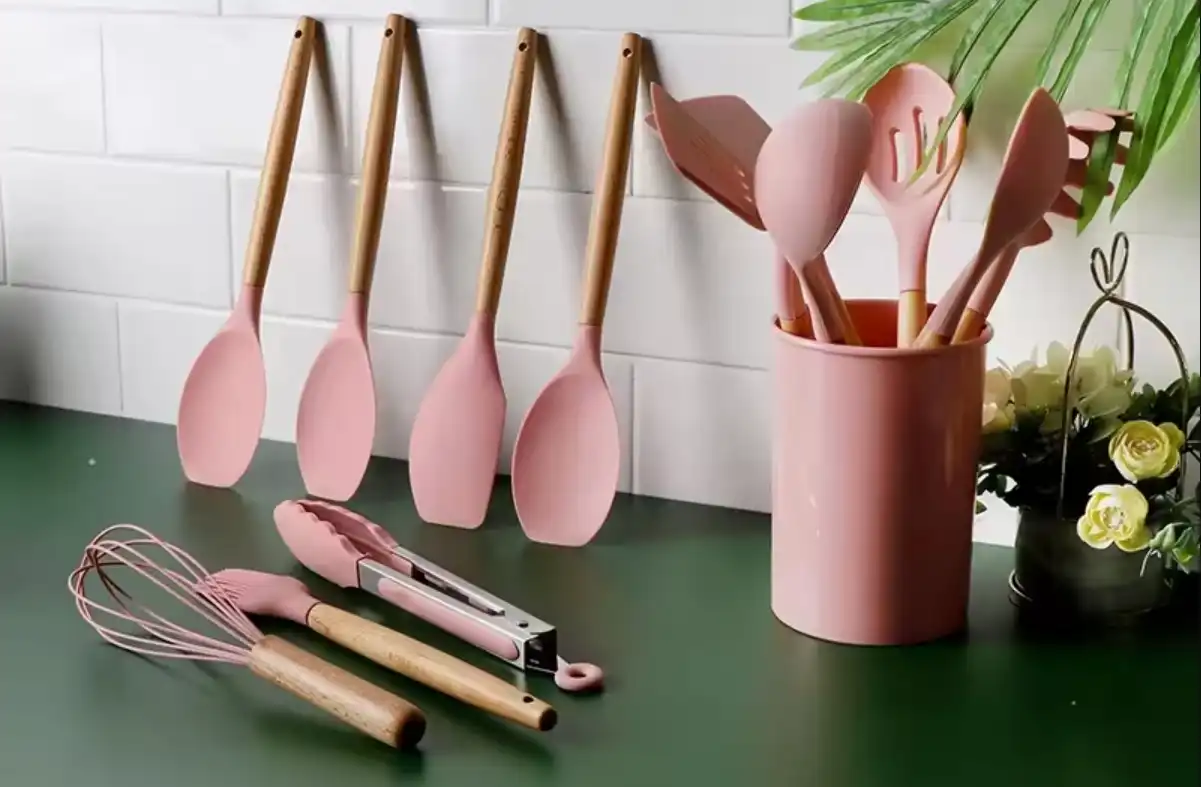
[1107,420,1180,482]
[1076,484,1152,552]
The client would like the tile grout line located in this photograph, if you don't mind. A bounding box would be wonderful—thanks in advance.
[97,17,109,155]
[114,296,126,415]
[224,169,236,309]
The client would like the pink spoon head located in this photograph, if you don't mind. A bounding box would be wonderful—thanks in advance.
[754,98,874,265]
[555,659,605,693]
[647,83,763,229]
[204,568,319,625]
[272,500,367,588]
[511,326,620,547]
[408,315,505,529]
[176,285,267,488]
[295,294,376,502]
[862,63,966,202]
[983,88,1070,252]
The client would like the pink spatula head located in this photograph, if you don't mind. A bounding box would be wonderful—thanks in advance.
[862,63,966,347]
[754,98,874,344]
[914,88,1069,349]
[646,83,762,229]
[177,18,315,487]
[408,29,539,529]
[511,34,641,548]
[295,17,406,502]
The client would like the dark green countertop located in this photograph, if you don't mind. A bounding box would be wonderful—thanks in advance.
[1,402,1197,787]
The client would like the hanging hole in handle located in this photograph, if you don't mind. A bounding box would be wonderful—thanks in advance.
[522,696,534,704]
[622,48,633,57]
[385,28,395,38]
[518,42,529,52]
[516,620,528,628]
[294,30,303,39]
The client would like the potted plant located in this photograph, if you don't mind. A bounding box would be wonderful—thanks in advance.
[975,233,1200,620]
[792,0,1200,232]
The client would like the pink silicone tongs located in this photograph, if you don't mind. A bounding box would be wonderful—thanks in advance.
[273,499,604,693]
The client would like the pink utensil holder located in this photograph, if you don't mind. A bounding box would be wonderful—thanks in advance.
[772,299,991,645]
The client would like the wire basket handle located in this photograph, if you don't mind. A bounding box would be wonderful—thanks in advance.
[1055,231,1191,518]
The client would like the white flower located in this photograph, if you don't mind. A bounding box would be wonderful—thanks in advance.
[982,368,1015,433]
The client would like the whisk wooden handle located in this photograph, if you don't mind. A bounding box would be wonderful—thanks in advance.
[308,604,557,732]
[248,635,426,749]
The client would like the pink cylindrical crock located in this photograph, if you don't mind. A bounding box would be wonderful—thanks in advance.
[772,299,991,645]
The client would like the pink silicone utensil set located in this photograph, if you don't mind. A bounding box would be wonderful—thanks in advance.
[174,20,645,547]
[645,67,1078,352]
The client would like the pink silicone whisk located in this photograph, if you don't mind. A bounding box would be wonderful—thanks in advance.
[68,524,427,749]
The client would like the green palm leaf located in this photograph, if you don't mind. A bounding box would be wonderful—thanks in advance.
[1033,0,1083,88]
[1047,0,1113,102]
[1077,0,1151,231]
[1112,0,1200,216]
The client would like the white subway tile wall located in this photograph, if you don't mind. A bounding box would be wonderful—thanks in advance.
[1,2,1198,547]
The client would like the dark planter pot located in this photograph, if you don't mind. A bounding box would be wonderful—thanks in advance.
[1011,507,1172,623]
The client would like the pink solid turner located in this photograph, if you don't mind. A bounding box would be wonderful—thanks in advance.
[295,17,405,502]
[509,34,642,548]
[914,87,1069,349]
[407,29,539,528]
[862,63,966,347]
[176,18,315,487]
[754,99,874,345]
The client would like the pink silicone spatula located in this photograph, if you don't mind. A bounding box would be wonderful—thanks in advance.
[949,108,1130,343]
[914,88,1069,349]
[644,91,807,332]
[754,99,874,345]
[510,33,641,548]
[295,16,405,501]
[407,29,539,529]
[862,63,966,347]
[176,17,315,488]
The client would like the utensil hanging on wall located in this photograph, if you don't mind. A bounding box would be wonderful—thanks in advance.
[407,28,539,529]
[754,99,873,345]
[176,17,315,487]
[510,33,642,547]
[201,568,558,731]
[295,16,406,502]
[643,89,807,333]
[70,525,427,749]
[862,63,966,347]
[914,88,1069,349]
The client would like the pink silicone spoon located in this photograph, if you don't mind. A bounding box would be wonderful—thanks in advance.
[753,99,874,345]
[862,63,966,347]
[914,88,1069,349]
[176,18,315,487]
[510,34,641,547]
[407,29,539,529]
[202,568,558,731]
[295,17,405,501]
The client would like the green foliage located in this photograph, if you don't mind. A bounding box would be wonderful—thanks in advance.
[792,0,1201,231]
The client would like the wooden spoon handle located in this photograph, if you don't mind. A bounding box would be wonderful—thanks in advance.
[307,603,557,732]
[243,17,316,288]
[349,15,407,295]
[475,27,539,317]
[579,33,642,327]
[248,635,426,749]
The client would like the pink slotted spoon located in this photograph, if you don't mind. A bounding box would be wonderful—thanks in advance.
[510,33,642,548]
[643,90,808,333]
[862,63,966,347]
[295,16,405,502]
[914,87,1069,349]
[407,28,539,528]
[176,17,315,488]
